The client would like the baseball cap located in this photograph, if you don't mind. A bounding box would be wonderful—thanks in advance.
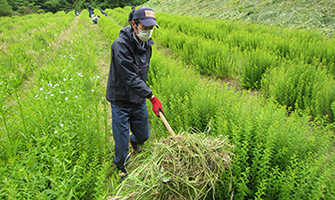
[132,7,159,28]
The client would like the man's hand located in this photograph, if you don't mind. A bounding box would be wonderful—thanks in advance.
[150,96,163,117]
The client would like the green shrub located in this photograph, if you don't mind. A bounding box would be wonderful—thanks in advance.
[146,47,335,199]
[262,60,335,122]
[241,48,278,89]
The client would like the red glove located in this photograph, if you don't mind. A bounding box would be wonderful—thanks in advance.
[150,97,163,117]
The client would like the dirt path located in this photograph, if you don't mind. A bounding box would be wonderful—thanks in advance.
[91,23,111,87]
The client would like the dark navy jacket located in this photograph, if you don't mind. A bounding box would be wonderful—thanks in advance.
[106,26,153,107]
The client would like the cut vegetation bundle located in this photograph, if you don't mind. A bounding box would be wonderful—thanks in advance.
[109,129,234,200]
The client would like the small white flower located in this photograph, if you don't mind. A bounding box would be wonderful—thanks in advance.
[54,131,58,134]
[40,87,43,91]
[35,95,38,98]
[62,69,66,72]
[91,89,94,92]
[65,97,68,101]
[42,49,44,51]
[75,96,78,98]
[60,91,64,94]
[53,147,56,150]
[69,78,73,80]
[50,94,54,96]
[60,124,64,127]
[63,55,66,57]
[62,78,66,81]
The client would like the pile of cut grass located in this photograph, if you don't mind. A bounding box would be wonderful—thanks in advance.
[108,130,234,200]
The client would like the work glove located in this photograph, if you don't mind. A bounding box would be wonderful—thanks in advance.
[150,97,164,117]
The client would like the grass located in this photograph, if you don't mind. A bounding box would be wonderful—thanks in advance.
[108,131,234,199]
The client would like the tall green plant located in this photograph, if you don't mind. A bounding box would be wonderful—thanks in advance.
[262,60,335,122]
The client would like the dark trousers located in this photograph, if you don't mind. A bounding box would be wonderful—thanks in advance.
[111,103,150,168]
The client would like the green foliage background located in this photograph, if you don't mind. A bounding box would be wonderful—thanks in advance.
[0,0,13,16]
[0,0,148,16]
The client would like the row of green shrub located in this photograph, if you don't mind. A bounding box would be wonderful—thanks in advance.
[105,7,129,27]
[0,12,57,36]
[156,12,335,74]
[0,11,74,101]
[148,49,335,199]
[0,10,115,199]
[101,8,335,199]
[109,7,335,123]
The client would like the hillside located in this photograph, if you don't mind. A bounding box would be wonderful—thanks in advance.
[142,0,335,38]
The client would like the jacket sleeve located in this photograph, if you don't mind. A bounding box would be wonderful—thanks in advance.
[114,41,153,99]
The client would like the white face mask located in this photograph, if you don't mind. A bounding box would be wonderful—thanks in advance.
[137,29,153,42]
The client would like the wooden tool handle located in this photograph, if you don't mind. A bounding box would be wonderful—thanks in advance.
[159,111,175,136]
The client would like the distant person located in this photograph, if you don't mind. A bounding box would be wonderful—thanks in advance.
[88,4,94,17]
[75,10,80,16]
[92,15,100,24]
[100,8,107,16]
[128,6,135,25]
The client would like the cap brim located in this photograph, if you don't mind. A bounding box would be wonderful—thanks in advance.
[139,18,159,28]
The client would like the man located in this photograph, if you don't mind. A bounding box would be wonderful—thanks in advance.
[92,15,100,24]
[88,4,94,17]
[100,8,107,16]
[106,7,163,177]
[128,6,135,25]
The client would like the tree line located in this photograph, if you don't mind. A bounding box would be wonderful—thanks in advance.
[0,0,147,16]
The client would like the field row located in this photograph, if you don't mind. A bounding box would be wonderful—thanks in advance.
[1,11,115,199]
[0,11,74,100]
